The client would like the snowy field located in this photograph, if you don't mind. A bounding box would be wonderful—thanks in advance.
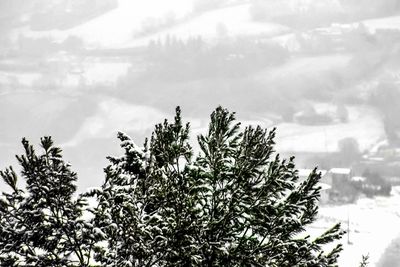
[77,60,131,86]
[314,187,400,266]
[0,71,41,87]
[65,97,384,154]
[63,98,167,146]
[12,0,194,48]
[253,54,351,84]
[13,1,289,48]
[0,59,131,90]
[128,4,290,47]
[274,105,384,153]
[363,16,400,33]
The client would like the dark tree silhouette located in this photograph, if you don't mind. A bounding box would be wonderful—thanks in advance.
[1,107,344,266]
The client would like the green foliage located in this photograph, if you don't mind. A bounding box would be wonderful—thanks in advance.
[0,137,93,266]
[1,106,344,266]
[89,106,344,266]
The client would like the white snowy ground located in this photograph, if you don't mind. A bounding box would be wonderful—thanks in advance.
[125,4,290,47]
[363,16,400,33]
[274,105,384,153]
[311,187,400,266]
[12,0,194,48]
[13,1,289,49]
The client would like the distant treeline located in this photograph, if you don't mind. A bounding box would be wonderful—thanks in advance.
[141,36,289,81]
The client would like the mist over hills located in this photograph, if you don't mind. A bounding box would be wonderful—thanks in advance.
[1,0,400,190]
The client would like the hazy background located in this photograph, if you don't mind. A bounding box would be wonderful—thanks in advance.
[1,1,400,265]
[2,0,400,187]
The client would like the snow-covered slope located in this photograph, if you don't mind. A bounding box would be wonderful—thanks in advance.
[63,97,167,146]
[127,4,290,47]
[254,54,351,83]
[275,105,384,153]
[14,1,289,49]
[363,15,400,33]
[14,0,193,48]
[314,187,400,266]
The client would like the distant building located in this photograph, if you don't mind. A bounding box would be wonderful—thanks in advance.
[326,168,359,202]
[328,168,351,189]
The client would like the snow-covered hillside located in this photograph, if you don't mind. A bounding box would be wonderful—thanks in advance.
[275,105,384,153]
[363,15,400,33]
[253,54,351,83]
[63,97,167,146]
[13,1,290,49]
[13,0,194,48]
[127,4,290,47]
[314,187,400,266]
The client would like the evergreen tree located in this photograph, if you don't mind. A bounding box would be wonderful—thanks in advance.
[89,106,344,266]
[88,107,198,266]
[0,137,92,266]
[0,107,345,266]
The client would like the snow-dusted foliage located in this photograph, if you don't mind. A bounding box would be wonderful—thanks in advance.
[88,106,344,266]
[189,107,343,266]
[88,107,197,266]
[0,107,344,266]
[0,137,92,266]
